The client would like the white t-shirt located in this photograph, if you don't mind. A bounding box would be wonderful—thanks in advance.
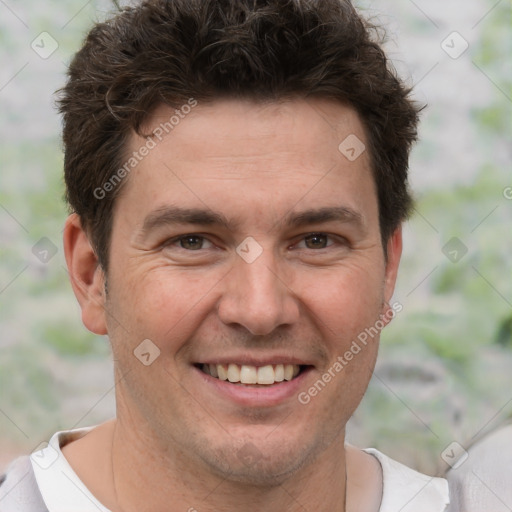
[27,427,449,512]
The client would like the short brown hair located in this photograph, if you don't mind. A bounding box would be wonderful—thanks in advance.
[58,0,420,271]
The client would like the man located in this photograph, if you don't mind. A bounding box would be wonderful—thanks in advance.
[0,0,451,510]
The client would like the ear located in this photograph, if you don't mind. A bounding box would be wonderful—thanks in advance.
[63,213,108,335]
[382,225,403,313]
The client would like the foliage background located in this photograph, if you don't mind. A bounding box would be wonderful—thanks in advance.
[0,0,511,475]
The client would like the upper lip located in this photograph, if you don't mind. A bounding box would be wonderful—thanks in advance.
[195,355,314,367]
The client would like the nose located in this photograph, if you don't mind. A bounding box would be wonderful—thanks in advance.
[217,247,300,336]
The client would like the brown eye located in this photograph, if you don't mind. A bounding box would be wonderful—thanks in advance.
[303,233,329,249]
[179,235,206,250]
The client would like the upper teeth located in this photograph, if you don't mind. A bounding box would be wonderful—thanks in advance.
[202,363,300,385]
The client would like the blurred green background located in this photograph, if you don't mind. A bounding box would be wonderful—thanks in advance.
[0,0,511,475]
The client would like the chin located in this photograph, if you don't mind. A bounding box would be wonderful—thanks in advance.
[197,433,326,487]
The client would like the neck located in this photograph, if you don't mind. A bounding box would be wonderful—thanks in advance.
[109,417,348,512]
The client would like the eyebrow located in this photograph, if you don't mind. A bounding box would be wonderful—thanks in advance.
[283,206,364,229]
[139,205,364,237]
[141,206,239,234]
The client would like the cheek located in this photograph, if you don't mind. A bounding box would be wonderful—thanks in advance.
[295,261,385,344]
[294,267,383,430]
[107,267,222,355]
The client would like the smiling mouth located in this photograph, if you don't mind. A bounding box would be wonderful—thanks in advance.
[197,363,308,386]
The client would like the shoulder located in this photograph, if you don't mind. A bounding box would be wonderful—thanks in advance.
[0,456,48,512]
[445,423,512,512]
[0,425,99,512]
[363,448,450,512]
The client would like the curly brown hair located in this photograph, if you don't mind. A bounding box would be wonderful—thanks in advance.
[58,0,420,271]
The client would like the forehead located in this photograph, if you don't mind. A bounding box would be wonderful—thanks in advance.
[117,98,376,231]
[140,98,367,168]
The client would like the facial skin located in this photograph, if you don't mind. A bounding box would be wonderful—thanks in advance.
[64,98,402,512]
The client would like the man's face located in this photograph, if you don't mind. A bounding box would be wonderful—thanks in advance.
[98,99,401,483]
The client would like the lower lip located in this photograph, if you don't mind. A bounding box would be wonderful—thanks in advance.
[193,366,314,407]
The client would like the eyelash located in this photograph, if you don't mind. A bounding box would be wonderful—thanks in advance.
[294,233,337,250]
[165,234,215,251]
[163,233,346,252]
